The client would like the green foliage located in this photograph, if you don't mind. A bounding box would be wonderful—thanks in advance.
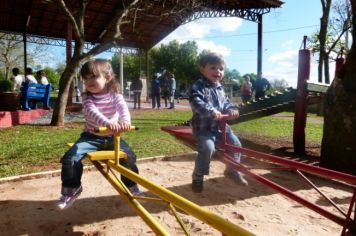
[55,63,66,76]
[0,79,14,92]
[150,40,200,89]
[308,32,346,58]
[43,67,61,88]
[111,52,144,86]
[0,69,5,80]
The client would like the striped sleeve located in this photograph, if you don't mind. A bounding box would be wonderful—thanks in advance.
[114,93,131,124]
[83,95,111,129]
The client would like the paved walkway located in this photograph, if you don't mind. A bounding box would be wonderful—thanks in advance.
[27,100,191,125]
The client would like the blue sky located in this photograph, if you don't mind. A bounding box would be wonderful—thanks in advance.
[41,0,333,88]
[158,0,325,87]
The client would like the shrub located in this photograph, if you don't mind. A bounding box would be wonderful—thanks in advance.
[0,79,14,92]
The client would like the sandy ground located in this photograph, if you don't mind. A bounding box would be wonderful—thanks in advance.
[0,154,354,236]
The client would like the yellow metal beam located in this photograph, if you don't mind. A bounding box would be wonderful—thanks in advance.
[107,160,254,236]
[91,160,170,236]
[87,150,127,161]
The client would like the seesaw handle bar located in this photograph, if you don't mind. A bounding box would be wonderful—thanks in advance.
[94,126,138,133]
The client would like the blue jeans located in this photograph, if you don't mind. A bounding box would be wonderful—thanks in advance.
[193,126,241,179]
[61,132,139,188]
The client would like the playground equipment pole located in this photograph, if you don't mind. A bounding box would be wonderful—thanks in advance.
[293,36,310,154]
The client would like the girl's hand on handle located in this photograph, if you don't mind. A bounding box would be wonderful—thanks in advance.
[118,122,131,132]
[106,122,131,134]
[95,123,137,134]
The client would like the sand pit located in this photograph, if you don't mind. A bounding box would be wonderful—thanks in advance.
[0,154,353,236]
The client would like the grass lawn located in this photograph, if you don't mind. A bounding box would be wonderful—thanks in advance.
[0,110,323,178]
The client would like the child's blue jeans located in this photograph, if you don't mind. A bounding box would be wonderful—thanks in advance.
[60,132,138,188]
[193,126,241,179]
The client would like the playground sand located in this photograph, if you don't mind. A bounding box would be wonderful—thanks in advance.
[0,154,353,236]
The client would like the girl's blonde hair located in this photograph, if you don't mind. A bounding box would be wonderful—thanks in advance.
[80,59,120,94]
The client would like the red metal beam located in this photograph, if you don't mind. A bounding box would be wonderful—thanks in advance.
[221,154,346,227]
[224,143,356,185]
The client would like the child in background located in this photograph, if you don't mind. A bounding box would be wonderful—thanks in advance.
[36,70,49,85]
[240,75,253,103]
[10,67,24,91]
[188,52,248,193]
[58,59,141,209]
[25,67,37,84]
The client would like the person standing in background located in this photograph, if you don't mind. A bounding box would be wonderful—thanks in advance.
[168,71,176,109]
[160,72,170,108]
[254,77,271,99]
[240,75,252,103]
[130,75,143,109]
[151,74,161,109]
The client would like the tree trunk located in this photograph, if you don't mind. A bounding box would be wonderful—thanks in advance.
[317,0,332,83]
[320,0,356,175]
[50,59,81,126]
[323,54,330,84]
[321,77,356,175]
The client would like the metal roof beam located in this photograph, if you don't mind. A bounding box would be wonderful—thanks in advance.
[183,8,271,24]
[0,31,139,54]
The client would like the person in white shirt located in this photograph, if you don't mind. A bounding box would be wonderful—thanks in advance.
[25,67,38,84]
[10,67,24,91]
[36,70,49,85]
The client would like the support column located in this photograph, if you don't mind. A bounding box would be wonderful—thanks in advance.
[66,22,73,107]
[145,50,150,102]
[293,36,310,155]
[23,33,27,70]
[120,48,124,94]
[257,14,263,80]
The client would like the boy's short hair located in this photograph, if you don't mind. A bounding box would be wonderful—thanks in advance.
[12,68,19,75]
[199,52,225,67]
[25,67,33,74]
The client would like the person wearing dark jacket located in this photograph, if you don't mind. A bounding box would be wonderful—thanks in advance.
[254,77,271,99]
[130,76,143,109]
[151,74,161,109]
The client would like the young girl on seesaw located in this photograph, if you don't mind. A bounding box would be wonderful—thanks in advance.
[58,59,140,209]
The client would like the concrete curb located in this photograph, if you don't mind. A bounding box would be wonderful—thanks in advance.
[0,152,197,184]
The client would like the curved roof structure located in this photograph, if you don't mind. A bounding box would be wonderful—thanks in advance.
[0,0,283,50]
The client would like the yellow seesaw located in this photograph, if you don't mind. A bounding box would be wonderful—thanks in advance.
[69,126,254,236]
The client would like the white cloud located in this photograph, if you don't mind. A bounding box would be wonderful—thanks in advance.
[281,40,295,50]
[265,50,299,87]
[195,40,231,56]
[205,17,243,32]
[269,50,298,63]
[158,17,242,53]
[265,49,337,88]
